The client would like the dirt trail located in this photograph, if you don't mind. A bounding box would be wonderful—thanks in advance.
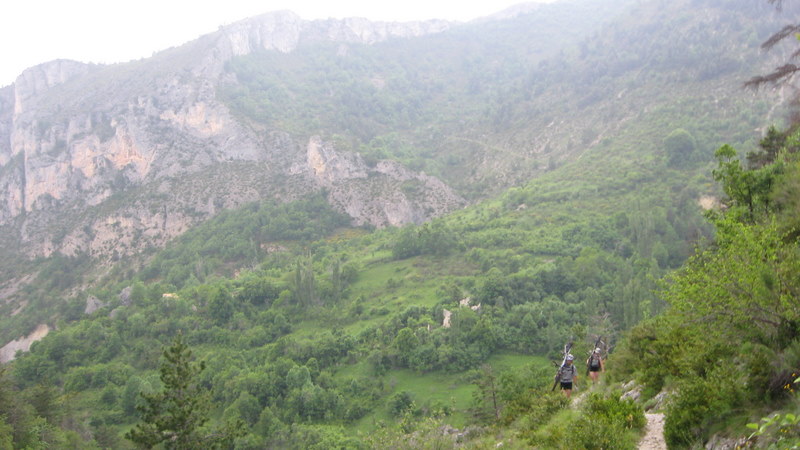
[570,390,587,409]
[638,413,667,450]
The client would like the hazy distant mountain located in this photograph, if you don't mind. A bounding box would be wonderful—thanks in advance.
[0,0,631,262]
[0,0,793,263]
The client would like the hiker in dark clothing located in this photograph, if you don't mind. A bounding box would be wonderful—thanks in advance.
[587,347,605,384]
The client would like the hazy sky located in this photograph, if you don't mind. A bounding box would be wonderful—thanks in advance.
[1,0,557,88]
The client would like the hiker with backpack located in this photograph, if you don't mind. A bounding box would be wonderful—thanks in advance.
[586,347,605,384]
[557,354,579,398]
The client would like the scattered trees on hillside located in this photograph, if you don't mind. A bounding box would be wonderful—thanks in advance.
[0,366,87,448]
[138,195,349,289]
[392,222,460,259]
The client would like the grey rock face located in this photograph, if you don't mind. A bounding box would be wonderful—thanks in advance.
[0,13,461,259]
[214,11,451,58]
[84,295,106,314]
[305,137,465,227]
[118,286,133,306]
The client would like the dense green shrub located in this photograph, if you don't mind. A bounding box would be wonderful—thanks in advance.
[388,391,415,417]
[665,368,744,448]
[582,392,646,430]
[528,392,645,449]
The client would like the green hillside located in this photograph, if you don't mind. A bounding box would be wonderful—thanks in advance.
[2,0,800,448]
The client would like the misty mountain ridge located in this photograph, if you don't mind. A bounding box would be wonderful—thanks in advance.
[0,0,638,262]
[0,0,797,342]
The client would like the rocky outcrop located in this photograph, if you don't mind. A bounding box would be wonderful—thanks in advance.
[0,49,280,258]
[84,295,106,314]
[698,195,719,210]
[0,324,50,363]
[306,136,369,182]
[213,11,451,59]
[704,435,748,450]
[442,309,453,328]
[304,137,465,227]
[118,286,133,306]
[13,60,92,115]
[0,85,13,165]
[621,380,642,402]
[0,85,21,223]
[193,12,452,86]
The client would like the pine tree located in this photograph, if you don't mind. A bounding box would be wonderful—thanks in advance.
[126,333,244,449]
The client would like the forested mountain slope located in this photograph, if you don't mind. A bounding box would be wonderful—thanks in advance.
[1,0,800,448]
[2,0,796,342]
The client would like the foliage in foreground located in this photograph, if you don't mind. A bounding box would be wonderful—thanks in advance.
[524,392,645,450]
[612,128,800,448]
[745,380,800,450]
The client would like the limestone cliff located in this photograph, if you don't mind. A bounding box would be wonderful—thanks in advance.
[12,60,93,115]
[210,11,450,61]
[304,137,464,227]
[0,12,460,259]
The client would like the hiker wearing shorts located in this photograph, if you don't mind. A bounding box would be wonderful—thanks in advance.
[558,354,578,398]
[587,347,605,384]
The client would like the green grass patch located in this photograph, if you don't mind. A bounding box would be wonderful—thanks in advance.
[526,408,581,449]
[486,353,549,372]
[350,259,416,295]
[341,367,476,434]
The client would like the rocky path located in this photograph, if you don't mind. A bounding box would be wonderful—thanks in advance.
[638,413,667,450]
